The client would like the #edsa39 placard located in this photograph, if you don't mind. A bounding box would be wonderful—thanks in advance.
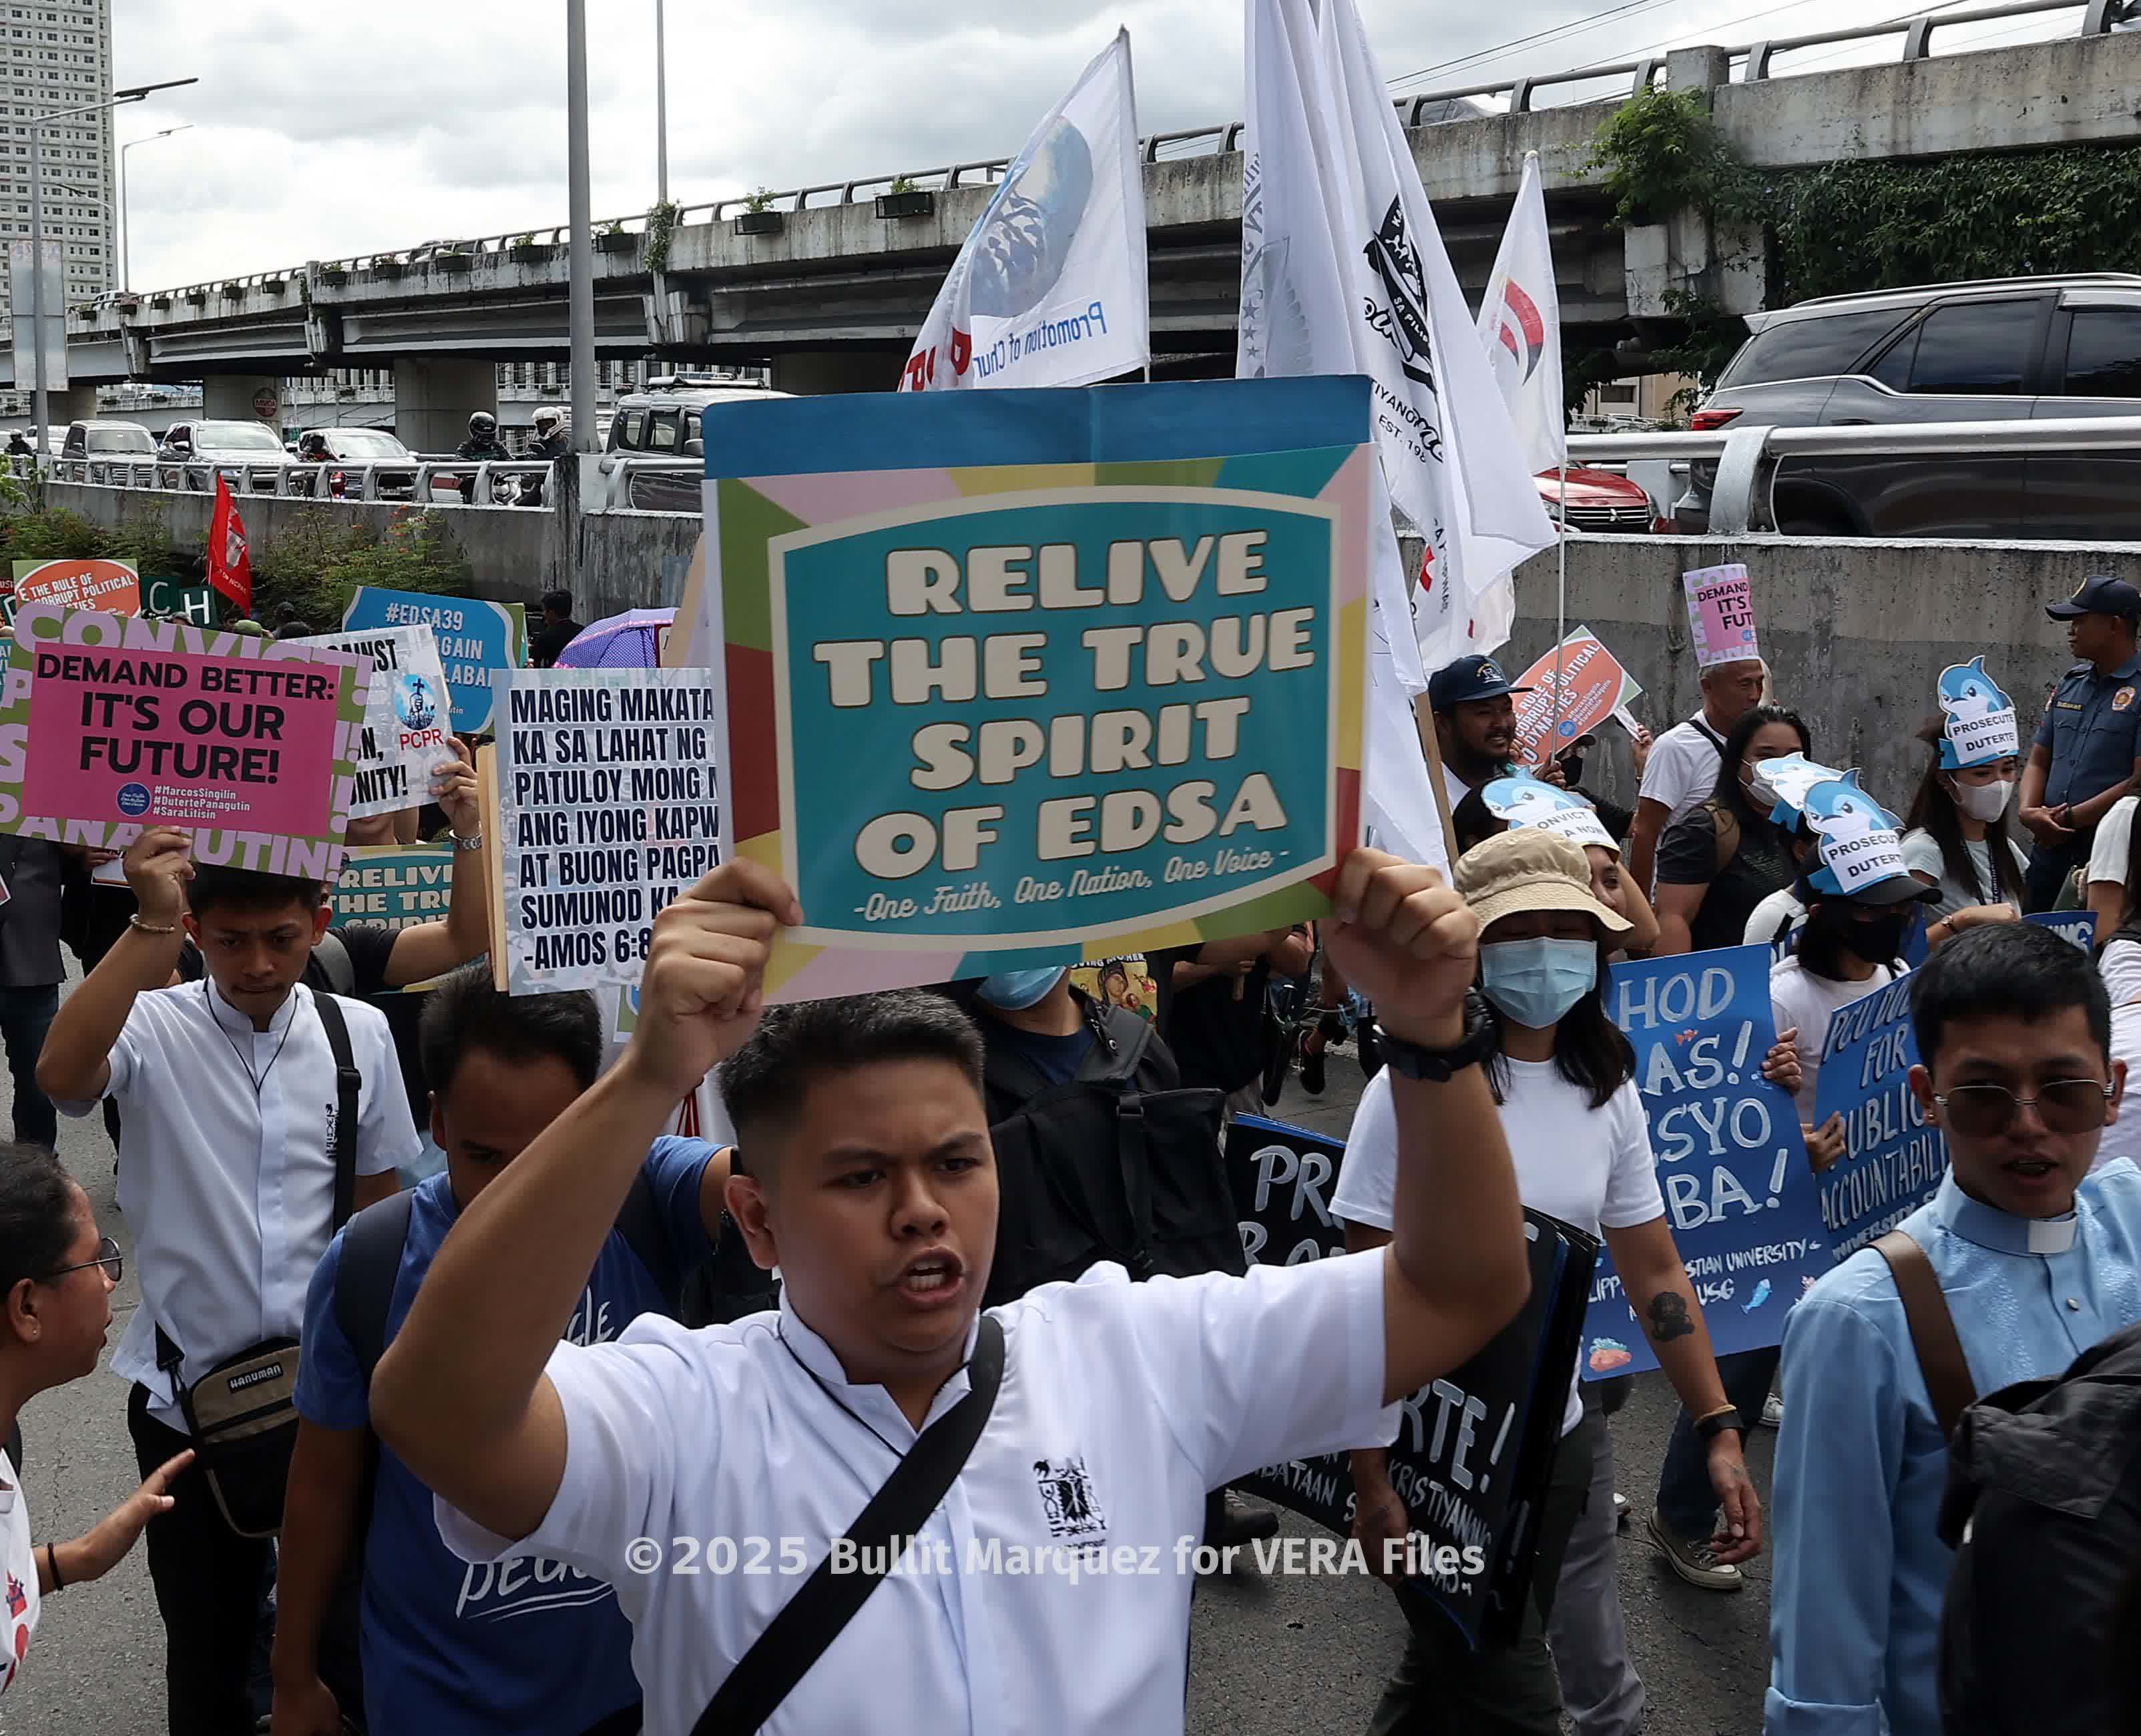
[709,378,1372,1001]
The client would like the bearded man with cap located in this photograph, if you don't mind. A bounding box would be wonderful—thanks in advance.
[2018,573,2141,912]
[1429,655,1564,817]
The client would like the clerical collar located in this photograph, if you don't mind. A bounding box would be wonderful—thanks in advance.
[1936,1171,2079,1255]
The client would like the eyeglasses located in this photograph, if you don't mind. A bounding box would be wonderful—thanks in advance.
[41,1235,122,1285]
[1933,1081,2114,1137]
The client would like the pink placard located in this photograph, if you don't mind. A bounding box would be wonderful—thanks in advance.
[1682,563,1760,668]
[21,639,344,836]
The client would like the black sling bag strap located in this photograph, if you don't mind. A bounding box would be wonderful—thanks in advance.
[690,1314,1007,1735]
[310,990,363,1231]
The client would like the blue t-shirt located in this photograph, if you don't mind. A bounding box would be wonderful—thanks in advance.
[294,1137,718,1736]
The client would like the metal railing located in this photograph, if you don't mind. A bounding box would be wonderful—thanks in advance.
[1566,412,2141,534]
[41,455,563,509]
[74,0,2132,320]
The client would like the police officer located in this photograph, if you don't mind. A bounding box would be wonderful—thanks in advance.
[2018,573,2141,912]
[453,412,509,505]
[518,406,570,507]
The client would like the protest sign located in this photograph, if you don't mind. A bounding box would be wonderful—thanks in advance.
[140,579,218,627]
[342,586,525,736]
[330,843,455,932]
[1899,907,2093,970]
[0,603,369,876]
[1592,946,1831,1378]
[294,624,455,818]
[1810,974,1942,1259]
[707,376,1371,1004]
[491,667,722,992]
[1682,563,1758,669]
[1224,1115,1594,1649]
[14,557,140,617]
[1507,627,1644,768]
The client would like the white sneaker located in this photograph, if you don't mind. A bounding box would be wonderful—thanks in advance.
[1761,1394,1785,1429]
[1612,1491,1629,1526]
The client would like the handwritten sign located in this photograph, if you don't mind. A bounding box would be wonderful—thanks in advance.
[491,667,723,992]
[1592,946,1831,1376]
[1226,1115,1595,1650]
[342,586,525,736]
[1810,974,1942,1259]
[709,378,1371,1003]
[1682,563,1759,669]
[13,557,140,617]
[0,603,368,876]
[1507,626,1644,768]
[330,843,455,932]
[294,624,455,818]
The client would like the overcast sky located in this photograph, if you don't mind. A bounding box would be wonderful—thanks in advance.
[109,0,2066,292]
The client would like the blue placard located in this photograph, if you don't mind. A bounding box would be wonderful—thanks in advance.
[1809,973,1941,1259]
[1584,946,1835,1379]
[340,586,526,736]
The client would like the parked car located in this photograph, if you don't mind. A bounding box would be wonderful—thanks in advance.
[1674,272,2141,539]
[60,419,155,460]
[302,426,420,499]
[158,418,292,491]
[1534,465,1658,533]
[601,377,789,511]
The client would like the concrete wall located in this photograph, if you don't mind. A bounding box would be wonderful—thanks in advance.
[1492,534,2141,818]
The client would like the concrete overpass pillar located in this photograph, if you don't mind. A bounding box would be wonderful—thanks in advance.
[770,352,901,396]
[392,358,499,455]
[45,383,97,427]
[203,375,288,432]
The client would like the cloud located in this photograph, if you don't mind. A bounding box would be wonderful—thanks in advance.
[108,0,1935,292]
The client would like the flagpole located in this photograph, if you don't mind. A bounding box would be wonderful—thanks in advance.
[1553,461,1568,765]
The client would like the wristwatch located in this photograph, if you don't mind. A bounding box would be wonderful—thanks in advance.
[1695,1407,1746,1444]
[1377,991,1496,1083]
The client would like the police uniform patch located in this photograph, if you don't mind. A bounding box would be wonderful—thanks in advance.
[2117,687,2135,713]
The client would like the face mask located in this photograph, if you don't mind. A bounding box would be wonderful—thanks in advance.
[1479,937,1598,1031]
[1955,778,2014,823]
[977,967,1067,1010]
[1845,912,1910,962]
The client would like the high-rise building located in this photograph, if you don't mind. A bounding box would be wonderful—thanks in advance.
[0,0,113,323]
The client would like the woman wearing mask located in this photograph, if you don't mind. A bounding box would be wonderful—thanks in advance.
[1334,830,1760,1735]
[1653,706,1813,956]
[0,1145,193,1699]
[1453,777,1660,957]
[1901,661,2030,920]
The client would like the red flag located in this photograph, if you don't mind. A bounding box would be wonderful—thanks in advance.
[206,473,252,617]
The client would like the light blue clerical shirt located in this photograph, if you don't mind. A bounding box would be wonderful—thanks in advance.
[1765,1159,2141,1736]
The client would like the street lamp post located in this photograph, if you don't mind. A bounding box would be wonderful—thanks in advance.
[26,77,196,451]
[119,123,192,294]
[655,0,668,208]
[566,1,596,454]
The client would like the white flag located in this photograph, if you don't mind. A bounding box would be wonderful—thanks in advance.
[1317,0,1555,625]
[899,31,1149,393]
[1477,151,1566,477]
[1237,0,1423,699]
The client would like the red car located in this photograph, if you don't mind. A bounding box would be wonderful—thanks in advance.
[1533,465,1660,533]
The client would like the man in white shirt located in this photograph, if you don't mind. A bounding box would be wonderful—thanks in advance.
[370,850,1534,1735]
[37,827,415,1736]
[1626,658,1768,894]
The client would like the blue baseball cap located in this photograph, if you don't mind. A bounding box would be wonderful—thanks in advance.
[2046,574,2141,621]
[1429,654,1531,711]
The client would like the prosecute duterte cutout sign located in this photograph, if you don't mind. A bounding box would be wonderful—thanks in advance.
[710,378,1372,1004]
[0,602,369,876]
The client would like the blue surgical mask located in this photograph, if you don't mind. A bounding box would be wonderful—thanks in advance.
[1479,937,1598,1031]
[978,967,1067,1011]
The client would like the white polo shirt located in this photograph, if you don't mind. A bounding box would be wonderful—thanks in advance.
[57,978,416,1429]
[439,1253,1398,1735]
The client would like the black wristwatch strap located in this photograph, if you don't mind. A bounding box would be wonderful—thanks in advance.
[1695,1406,1746,1443]
[1377,992,1496,1082]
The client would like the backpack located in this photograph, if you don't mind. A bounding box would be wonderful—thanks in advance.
[333,1168,686,1382]
[980,995,1240,1308]
[1936,1320,2141,1736]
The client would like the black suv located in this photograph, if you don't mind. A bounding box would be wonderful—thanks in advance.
[602,377,787,511]
[1675,273,2141,539]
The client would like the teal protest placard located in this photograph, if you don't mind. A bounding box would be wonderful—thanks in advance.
[329,844,456,932]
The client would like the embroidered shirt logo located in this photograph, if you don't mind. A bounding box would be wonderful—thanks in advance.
[1032,1455,1106,1543]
